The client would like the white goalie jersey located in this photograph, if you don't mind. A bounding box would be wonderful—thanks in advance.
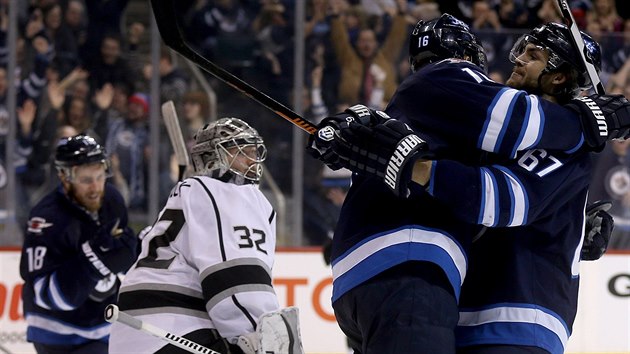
[109,176,280,353]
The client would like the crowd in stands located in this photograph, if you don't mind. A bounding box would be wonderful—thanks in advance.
[2,0,630,248]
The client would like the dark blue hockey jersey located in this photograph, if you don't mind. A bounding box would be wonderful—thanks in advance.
[19,183,129,345]
[429,153,590,354]
[389,59,586,161]
[330,59,591,354]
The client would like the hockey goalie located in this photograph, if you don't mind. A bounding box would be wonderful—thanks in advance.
[108,118,304,354]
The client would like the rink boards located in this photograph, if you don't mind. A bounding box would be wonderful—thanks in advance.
[1,248,629,353]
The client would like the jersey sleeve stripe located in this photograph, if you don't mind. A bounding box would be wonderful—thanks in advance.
[478,167,499,227]
[200,257,272,277]
[119,282,204,298]
[48,272,76,311]
[495,166,528,226]
[33,277,52,310]
[117,288,207,314]
[480,88,519,153]
[514,94,543,154]
[201,260,274,310]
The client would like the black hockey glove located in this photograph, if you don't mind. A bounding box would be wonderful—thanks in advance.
[306,104,389,170]
[82,219,139,277]
[337,118,430,198]
[565,94,630,150]
[581,200,614,261]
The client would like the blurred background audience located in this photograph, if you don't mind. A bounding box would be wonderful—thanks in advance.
[2,0,630,250]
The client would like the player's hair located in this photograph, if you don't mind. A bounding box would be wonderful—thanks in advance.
[509,22,602,100]
[408,13,487,73]
[54,134,110,179]
[190,117,266,185]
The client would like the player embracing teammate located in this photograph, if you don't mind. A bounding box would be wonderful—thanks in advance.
[308,13,629,354]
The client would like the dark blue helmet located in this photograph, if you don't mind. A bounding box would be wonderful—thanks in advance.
[409,13,487,73]
[55,134,108,170]
[509,22,602,96]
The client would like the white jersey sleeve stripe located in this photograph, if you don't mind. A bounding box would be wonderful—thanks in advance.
[34,277,51,310]
[49,272,75,311]
[514,94,543,155]
[478,167,498,227]
[495,166,528,226]
[480,88,520,153]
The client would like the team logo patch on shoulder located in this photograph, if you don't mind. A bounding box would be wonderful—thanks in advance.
[27,217,53,234]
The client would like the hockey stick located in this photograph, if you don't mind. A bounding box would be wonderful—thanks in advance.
[104,304,221,354]
[149,0,318,135]
[556,0,605,95]
[161,100,189,181]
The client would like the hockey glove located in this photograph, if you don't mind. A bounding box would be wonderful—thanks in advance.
[566,94,630,150]
[306,104,389,170]
[337,118,430,198]
[82,219,139,278]
[581,200,614,261]
[237,307,304,354]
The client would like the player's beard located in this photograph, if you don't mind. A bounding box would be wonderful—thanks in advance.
[506,71,542,96]
[68,185,104,212]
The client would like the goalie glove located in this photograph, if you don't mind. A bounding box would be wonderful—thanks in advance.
[337,118,431,198]
[565,94,630,150]
[306,104,388,170]
[581,200,614,261]
[236,307,304,354]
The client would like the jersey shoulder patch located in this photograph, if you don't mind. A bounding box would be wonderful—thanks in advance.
[27,217,54,234]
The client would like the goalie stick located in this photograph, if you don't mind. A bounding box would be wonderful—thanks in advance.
[162,100,189,181]
[556,0,605,95]
[104,304,221,354]
[149,0,317,135]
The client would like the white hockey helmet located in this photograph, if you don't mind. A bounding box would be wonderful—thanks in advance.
[190,117,266,185]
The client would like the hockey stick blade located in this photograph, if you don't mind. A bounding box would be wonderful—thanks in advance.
[556,0,605,95]
[161,100,189,181]
[150,0,318,135]
[104,304,221,354]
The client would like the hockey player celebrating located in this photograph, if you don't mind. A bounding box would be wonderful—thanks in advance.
[19,134,138,354]
[308,14,621,354]
[108,117,303,354]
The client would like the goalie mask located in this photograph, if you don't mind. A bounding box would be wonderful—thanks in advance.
[190,117,266,185]
[409,13,487,73]
[509,22,601,98]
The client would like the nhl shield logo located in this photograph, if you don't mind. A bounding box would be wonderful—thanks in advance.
[27,217,53,234]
